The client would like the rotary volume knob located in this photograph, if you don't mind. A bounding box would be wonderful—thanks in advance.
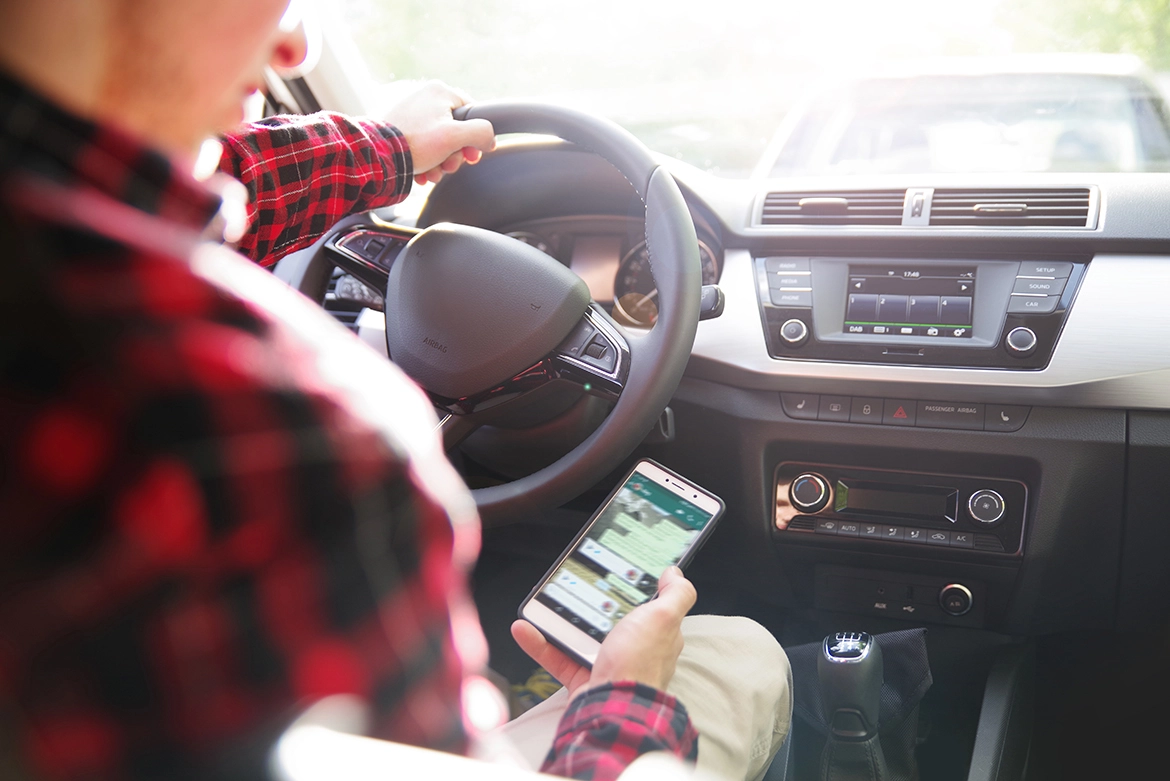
[790,473,831,513]
[779,318,809,347]
[1005,327,1037,357]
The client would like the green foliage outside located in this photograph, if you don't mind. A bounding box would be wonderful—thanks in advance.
[1001,0,1170,70]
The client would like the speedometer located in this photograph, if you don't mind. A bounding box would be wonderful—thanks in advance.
[612,239,719,326]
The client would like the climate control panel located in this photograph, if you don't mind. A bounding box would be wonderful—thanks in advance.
[773,462,1027,555]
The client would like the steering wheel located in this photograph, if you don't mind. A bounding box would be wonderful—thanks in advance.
[291,103,701,524]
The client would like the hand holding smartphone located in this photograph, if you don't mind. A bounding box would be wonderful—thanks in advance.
[518,459,725,668]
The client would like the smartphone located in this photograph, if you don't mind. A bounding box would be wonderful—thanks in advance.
[518,459,725,667]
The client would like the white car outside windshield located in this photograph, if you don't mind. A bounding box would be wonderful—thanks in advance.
[332,0,1170,178]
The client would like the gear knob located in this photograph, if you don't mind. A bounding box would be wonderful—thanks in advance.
[817,632,883,740]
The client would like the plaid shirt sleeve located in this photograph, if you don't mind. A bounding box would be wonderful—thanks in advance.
[0,183,478,778]
[218,112,413,267]
[541,682,699,780]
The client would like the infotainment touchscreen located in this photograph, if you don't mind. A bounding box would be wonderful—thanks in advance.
[844,265,975,338]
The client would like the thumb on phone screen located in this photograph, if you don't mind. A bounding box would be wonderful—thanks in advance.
[587,566,696,693]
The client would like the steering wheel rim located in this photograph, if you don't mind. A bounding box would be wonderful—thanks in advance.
[292,102,702,523]
[451,103,700,521]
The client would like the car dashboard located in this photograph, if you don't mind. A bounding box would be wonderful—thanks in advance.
[314,139,1170,647]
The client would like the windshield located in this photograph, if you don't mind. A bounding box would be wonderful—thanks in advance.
[335,0,1170,178]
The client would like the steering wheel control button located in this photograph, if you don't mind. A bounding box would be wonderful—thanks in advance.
[791,474,831,513]
[968,489,1006,524]
[849,397,883,424]
[1018,261,1073,278]
[882,399,918,427]
[1005,326,1039,356]
[779,318,810,346]
[984,404,1030,432]
[1007,294,1060,314]
[916,401,985,431]
[939,584,974,616]
[557,320,597,358]
[781,393,820,420]
[579,335,617,373]
[818,395,851,422]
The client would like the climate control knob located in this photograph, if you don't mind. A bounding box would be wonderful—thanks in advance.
[790,473,831,513]
[968,489,1005,524]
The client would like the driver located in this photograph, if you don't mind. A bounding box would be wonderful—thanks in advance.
[0,1,791,780]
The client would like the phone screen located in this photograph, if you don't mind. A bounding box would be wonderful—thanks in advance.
[532,467,717,640]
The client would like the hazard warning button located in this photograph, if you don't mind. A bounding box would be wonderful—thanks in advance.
[882,399,918,427]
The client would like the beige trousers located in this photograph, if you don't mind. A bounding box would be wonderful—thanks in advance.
[498,615,793,781]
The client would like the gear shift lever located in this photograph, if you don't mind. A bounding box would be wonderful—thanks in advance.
[819,631,883,739]
[817,632,889,781]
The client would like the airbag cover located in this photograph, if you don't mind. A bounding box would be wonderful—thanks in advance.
[384,223,590,400]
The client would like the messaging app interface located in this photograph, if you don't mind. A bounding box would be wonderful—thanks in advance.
[536,470,713,639]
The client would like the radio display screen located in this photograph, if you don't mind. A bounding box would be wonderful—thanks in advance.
[844,265,975,338]
[836,481,958,522]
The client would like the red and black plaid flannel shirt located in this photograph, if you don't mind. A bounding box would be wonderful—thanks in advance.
[0,71,696,781]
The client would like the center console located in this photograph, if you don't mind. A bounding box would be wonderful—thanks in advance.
[755,256,1087,369]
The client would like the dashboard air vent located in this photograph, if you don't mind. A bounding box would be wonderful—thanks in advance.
[761,190,905,226]
[929,188,1092,227]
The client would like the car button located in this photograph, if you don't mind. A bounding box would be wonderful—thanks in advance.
[882,526,904,541]
[1012,277,1066,296]
[836,522,860,537]
[1018,261,1073,278]
[765,257,810,273]
[814,518,840,535]
[781,393,820,420]
[859,523,883,539]
[1007,294,1060,314]
[850,397,883,425]
[818,395,851,422]
[883,399,917,426]
[984,404,1030,432]
[916,401,985,430]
